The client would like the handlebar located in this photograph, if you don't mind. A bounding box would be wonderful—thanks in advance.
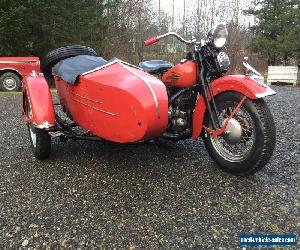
[144,37,160,46]
[144,32,200,46]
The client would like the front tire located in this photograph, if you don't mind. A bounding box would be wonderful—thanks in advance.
[0,72,22,91]
[203,92,276,176]
[27,124,51,159]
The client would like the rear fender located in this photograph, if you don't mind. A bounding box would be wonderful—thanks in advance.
[23,74,55,129]
[192,75,276,140]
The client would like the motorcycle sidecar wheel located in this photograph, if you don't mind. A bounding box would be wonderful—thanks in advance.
[203,92,276,176]
[41,45,97,78]
[27,124,51,159]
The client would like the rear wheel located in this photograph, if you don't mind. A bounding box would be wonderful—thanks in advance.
[0,72,22,91]
[203,92,276,176]
[27,124,51,159]
[41,45,97,78]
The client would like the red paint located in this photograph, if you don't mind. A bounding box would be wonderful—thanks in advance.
[192,75,269,140]
[211,75,268,99]
[162,60,197,88]
[54,61,168,143]
[0,57,40,78]
[23,75,55,127]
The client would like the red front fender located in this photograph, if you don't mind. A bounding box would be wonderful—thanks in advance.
[23,75,55,128]
[192,75,276,140]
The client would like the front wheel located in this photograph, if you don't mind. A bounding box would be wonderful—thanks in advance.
[203,92,276,176]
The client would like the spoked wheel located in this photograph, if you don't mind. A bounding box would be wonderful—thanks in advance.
[203,92,276,176]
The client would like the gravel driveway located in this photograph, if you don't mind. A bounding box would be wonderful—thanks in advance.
[0,86,299,249]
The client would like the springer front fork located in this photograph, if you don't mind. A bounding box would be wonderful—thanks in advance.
[197,56,220,131]
[197,55,246,137]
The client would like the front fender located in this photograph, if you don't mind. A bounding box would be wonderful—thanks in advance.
[23,74,55,128]
[192,75,276,140]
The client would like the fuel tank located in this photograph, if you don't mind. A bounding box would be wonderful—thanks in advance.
[162,60,197,88]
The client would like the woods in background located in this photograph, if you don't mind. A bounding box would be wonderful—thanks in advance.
[245,0,300,65]
[0,0,299,73]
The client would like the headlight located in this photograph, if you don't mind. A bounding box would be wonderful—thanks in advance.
[210,23,228,49]
[217,52,230,73]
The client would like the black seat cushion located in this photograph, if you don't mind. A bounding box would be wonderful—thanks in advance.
[53,55,117,85]
[139,60,173,73]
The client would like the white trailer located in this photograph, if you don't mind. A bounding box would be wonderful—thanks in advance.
[267,66,299,86]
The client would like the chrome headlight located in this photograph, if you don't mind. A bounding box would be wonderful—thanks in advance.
[208,23,228,49]
[217,52,230,73]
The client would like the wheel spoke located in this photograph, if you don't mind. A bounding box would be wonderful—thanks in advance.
[210,103,255,162]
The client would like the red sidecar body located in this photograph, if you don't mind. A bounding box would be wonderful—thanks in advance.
[24,59,169,143]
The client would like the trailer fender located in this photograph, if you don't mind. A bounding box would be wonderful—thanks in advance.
[192,75,276,140]
[23,74,55,128]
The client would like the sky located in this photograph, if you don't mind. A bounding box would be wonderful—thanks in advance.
[151,0,254,29]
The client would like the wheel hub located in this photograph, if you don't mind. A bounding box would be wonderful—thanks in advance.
[222,118,242,145]
[4,78,17,90]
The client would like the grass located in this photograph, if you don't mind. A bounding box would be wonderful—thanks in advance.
[0,88,57,95]
[0,91,22,95]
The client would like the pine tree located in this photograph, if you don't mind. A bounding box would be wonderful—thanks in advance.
[0,0,120,57]
[245,0,300,65]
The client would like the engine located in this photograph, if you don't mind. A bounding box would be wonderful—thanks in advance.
[167,87,193,135]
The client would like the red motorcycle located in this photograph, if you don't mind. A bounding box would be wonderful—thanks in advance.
[22,24,276,176]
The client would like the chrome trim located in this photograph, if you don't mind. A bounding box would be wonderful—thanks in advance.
[255,87,276,98]
[71,97,118,116]
[158,32,193,45]
[243,58,263,78]
[246,75,270,88]
[34,121,55,129]
[30,70,38,77]
[0,61,38,64]
[68,90,103,104]
[81,59,141,76]
[81,60,161,118]
[157,32,201,46]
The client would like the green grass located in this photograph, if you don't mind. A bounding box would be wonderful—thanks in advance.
[0,91,22,95]
[0,88,57,95]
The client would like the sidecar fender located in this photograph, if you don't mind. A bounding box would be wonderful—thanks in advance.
[192,75,276,140]
[23,74,55,129]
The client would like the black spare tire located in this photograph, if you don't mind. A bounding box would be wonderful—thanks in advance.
[41,45,97,78]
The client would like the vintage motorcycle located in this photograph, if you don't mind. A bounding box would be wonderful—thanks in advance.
[22,23,276,176]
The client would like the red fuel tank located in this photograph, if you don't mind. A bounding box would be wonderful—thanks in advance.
[162,60,197,88]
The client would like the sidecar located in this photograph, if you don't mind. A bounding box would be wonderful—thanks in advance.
[22,46,168,159]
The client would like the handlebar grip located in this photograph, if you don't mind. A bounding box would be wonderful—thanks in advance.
[144,37,160,46]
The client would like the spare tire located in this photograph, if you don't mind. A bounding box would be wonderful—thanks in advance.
[41,45,97,78]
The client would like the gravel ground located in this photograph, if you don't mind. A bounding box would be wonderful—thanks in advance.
[0,86,299,249]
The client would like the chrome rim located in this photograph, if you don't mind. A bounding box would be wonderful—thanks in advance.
[210,105,255,162]
[29,127,37,148]
[3,77,17,91]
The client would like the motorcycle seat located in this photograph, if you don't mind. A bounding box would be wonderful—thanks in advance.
[139,60,173,73]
